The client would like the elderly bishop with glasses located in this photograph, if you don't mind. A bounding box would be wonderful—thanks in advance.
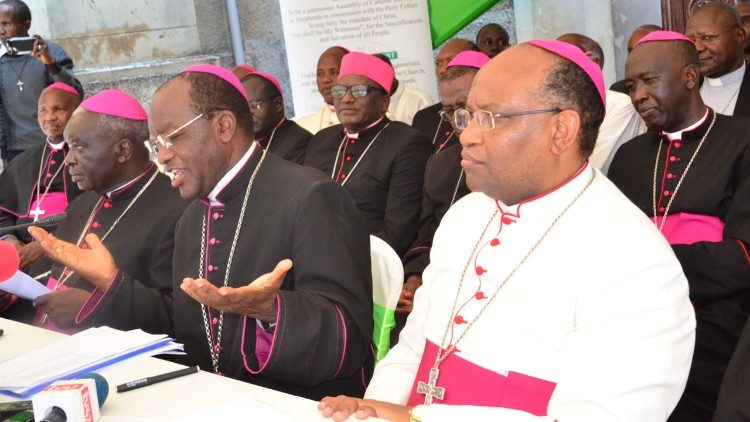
[29,65,375,400]
[318,40,695,421]
[303,51,433,257]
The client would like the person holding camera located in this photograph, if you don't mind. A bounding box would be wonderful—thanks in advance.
[0,0,82,163]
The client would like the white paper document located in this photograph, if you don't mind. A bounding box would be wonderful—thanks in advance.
[0,326,183,397]
[0,271,51,300]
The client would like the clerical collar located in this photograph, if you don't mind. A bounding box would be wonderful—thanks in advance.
[705,61,745,87]
[206,141,259,206]
[46,138,65,151]
[344,116,385,139]
[106,163,155,199]
[662,108,709,142]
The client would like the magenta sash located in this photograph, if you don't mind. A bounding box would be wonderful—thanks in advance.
[34,277,81,335]
[407,340,556,416]
[26,192,68,219]
[653,212,724,245]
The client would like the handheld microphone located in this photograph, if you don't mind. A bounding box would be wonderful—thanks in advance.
[0,241,51,300]
[0,212,68,235]
[32,373,109,422]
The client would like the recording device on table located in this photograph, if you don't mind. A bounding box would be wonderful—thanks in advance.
[1,373,108,422]
[3,37,36,56]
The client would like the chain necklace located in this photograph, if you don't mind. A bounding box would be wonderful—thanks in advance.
[417,169,595,405]
[7,55,30,91]
[719,85,742,114]
[30,143,66,221]
[430,118,448,146]
[449,169,464,207]
[39,168,159,324]
[651,112,716,232]
[330,123,389,186]
[197,149,267,374]
[259,118,285,152]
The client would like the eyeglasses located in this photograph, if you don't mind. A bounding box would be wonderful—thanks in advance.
[453,108,561,131]
[438,109,456,122]
[249,97,278,111]
[330,84,386,99]
[687,26,739,44]
[148,112,205,154]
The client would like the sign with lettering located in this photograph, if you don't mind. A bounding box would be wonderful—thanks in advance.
[280,0,438,117]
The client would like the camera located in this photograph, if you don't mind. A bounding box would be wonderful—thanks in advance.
[5,36,36,56]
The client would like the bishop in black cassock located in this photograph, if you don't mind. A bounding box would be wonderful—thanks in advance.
[29,89,189,333]
[0,83,82,246]
[607,33,750,420]
[411,102,458,151]
[32,66,374,401]
[303,51,433,256]
[236,69,312,164]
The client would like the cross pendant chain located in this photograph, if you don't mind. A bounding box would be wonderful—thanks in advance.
[16,80,23,91]
[29,206,45,222]
[416,366,446,405]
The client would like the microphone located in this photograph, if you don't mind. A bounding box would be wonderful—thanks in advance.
[0,241,51,300]
[0,212,68,234]
[33,373,109,422]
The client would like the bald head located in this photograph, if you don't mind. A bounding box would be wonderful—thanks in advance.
[557,33,604,68]
[317,46,348,105]
[476,23,510,58]
[435,38,477,78]
[627,24,662,53]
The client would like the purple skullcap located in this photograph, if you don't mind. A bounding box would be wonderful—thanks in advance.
[447,51,491,69]
[247,71,283,97]
[80,89,147,121]
[634,30,694,48]
[181,64,249,102]
[524,39,606,108]
[42,82,79,98]
[338,51,394,93]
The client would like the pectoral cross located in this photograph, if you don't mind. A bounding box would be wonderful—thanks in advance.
[416,367,445,405]
[29,206,45,222]
[16,80,23,91]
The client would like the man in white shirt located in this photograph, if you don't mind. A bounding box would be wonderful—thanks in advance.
[374,53,432,125]
[295,46,347,134]
[318,39,695,422]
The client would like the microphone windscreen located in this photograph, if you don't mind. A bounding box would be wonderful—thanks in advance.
[75,373,109,406]
[0,241,20,282]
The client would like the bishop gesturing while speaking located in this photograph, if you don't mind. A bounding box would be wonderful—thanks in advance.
[30,64,374,400]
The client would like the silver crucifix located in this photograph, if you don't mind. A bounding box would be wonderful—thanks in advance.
[416,366,445,405]
[29,206,45,222]
[16,80,23,91]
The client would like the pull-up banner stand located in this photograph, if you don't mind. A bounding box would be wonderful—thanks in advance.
[280,0,438,117]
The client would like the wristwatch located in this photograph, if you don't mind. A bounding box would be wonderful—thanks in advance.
[409,405,425,422]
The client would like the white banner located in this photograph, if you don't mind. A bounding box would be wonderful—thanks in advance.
[279,0,438,118]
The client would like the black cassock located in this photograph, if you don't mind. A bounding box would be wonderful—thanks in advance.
[303,117,433,256]
[411,102,459,151]
[83,147,374,400]
[0,143,82,243]
[403,143,469,276]
[608,109,750,420]
[260,118,312,165]
[40,165,189,331]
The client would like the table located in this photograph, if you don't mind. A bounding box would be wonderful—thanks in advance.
[0,318,379,421]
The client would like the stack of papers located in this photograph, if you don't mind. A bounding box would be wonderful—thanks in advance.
[0,326,183,397]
